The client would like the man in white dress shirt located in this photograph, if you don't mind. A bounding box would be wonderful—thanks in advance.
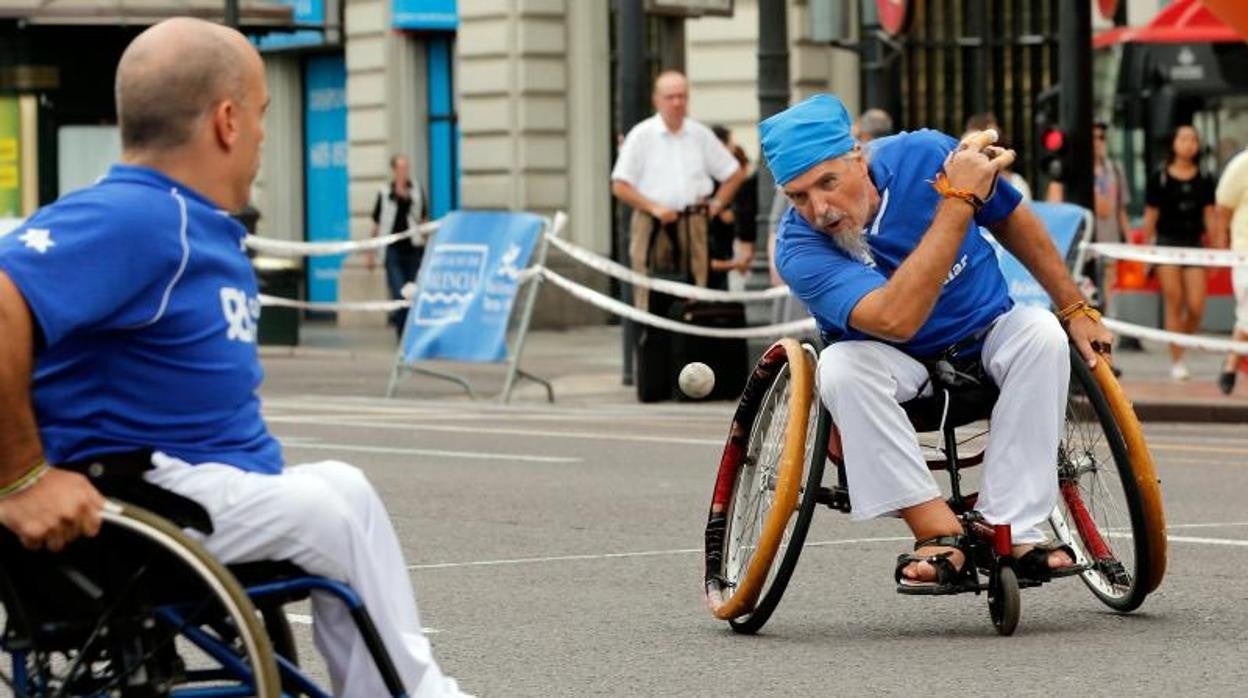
[611,70,745,308]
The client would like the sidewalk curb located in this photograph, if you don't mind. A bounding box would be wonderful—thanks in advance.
[1133,400,1248,423]
[260,345,395,360]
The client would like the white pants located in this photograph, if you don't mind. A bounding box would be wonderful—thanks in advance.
[1232,266,1248,333]
[144,453,463,698]
[818,305,1069,543]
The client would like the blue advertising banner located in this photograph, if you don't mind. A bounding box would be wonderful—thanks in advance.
[987,201,1088,308]
[255,0,326,51]
[304,55,349,303]
[401,211,544,363]
[393,0,458,30]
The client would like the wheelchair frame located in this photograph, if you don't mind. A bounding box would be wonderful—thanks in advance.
[703,338,1167,636]
[0,499,409,697]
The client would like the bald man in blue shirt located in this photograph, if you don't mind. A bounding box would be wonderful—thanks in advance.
[764,95,1113,593]
[0,18,466,697]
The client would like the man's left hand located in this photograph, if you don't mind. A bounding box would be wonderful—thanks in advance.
[1067,313,1114,370]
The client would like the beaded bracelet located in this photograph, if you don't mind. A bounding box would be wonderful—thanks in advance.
[929,172,986,212]
[1056,300,1103,327]
[0,458,50,501]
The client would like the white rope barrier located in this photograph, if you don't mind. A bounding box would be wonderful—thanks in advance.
[1102,318,1248,355]
[259,294,409,312]
[245,220,441,256]
[1086,242,1248,268]
[537,267,817,339]
[1079,242,1247,352]
[542,232,792,303]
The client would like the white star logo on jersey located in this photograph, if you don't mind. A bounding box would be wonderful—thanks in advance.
[19,228,54,254]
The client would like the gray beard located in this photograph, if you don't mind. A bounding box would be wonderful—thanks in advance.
[832,228,875,266]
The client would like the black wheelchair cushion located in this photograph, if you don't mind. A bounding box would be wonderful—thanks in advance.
[902,384,999,433]
[229,559,310,586]
[901,357,999,433]
[59,449,214,535]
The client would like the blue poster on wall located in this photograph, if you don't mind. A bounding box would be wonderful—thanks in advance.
[392,0,458,31]
[304,54,349,303]
[255,0,326,51]
[401,211,544,363]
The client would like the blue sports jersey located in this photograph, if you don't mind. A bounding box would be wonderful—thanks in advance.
[775,129,1021,359]
[0,164,283,473]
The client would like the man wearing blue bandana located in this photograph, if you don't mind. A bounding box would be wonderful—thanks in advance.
[763,94,1113,593]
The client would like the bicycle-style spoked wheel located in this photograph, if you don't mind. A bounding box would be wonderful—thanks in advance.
[1050,347,1167,612]
[704,338,817,627]
[727,392,828,635]
[0,502,281,697]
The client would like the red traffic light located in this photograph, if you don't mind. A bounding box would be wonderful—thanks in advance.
[1043,128,1065,153]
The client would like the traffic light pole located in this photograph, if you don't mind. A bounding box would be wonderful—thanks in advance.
[756,0,789,237]
[615,0,647,386]
[1058,0,1093,210]
[224,0,240,28]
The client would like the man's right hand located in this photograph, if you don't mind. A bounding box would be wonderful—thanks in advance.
[650,205,679,225]
[0,468,105,552]
[943,129,1015,201]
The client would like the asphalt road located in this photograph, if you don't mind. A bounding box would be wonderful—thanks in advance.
[257,385,1248,697]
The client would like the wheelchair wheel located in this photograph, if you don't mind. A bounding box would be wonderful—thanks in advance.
[703,338,822,631]
[0,501,281,697]
[988,565,1020,637]
[1050,348,1167,612]
[727,401,828,635]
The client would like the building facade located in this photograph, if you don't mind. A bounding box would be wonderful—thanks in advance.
[331,0,862,328]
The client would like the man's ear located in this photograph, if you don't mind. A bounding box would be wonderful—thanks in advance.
[211,99,238,150]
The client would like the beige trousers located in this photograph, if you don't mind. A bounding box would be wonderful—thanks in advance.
[628,210,709,310]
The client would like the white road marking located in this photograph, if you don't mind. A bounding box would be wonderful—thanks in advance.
[281,440,582,463]
[265,395,733,421]
[1166,535,1248,547]
[407,536,913,571]
[407,525,1248,571]
[268,416,723,446]
[1150,442,1248,456]
[285,612,439,633]
[264,400,729,426]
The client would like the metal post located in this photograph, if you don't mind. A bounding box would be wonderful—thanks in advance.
[615,0,648,386]
[660,16,687,71]
[1059,0,1093,210]
[859,1,901,127]
[756,0,789,255]
[962,0,987,119]
[224,0,240,28]
[1112,0,1136,215]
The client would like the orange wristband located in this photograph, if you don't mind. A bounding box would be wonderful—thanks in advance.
[1056,300,1102,327]
[929,173,985,211]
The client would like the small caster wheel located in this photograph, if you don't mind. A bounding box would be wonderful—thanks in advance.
[989,565,1020,636]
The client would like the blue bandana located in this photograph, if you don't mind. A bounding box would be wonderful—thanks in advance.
[759,94,855,185]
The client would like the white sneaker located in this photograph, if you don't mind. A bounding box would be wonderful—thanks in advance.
[1170,362,1190,381]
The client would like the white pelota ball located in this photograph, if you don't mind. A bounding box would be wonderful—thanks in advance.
[400,282,416,300]
[678,362,716,399]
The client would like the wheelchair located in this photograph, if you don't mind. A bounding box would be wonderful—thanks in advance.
[702,337,1168,637]
[0,453,409,697]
